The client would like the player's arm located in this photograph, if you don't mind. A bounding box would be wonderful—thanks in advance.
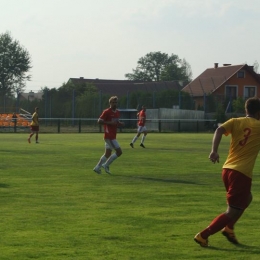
[209,126,226,163]
[97,118,117,125]
[117,120,125,127]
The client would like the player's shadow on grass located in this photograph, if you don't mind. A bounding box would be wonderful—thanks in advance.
[208,243,260,253]
[0,183,9,188]
[115,175,198,185]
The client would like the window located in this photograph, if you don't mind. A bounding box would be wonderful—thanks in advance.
[244,86,256,99]
[237,70,245,78]
[225,86,237,99]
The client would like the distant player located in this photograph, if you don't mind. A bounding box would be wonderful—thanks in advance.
[194,97,260,247]
[93,96,124,174]
[130,105,147,148]
[28,107,39,144]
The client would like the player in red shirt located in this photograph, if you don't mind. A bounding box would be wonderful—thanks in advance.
[93,96,124,174]
[194,97,260,247]
[130,105,147,148]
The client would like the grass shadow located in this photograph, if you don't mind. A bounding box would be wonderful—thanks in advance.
[0,183,9,188]
[114,175,199,185]
[208,243,260,253]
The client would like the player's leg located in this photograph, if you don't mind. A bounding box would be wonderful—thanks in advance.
[221,192,252,244]
[93,142,111,174]
[130,129,141,148]
[195,169,251,246]
[221,169,252,243]
[140,127,147,148]
[28,129,34,143]
[102,139,121,173]
[35,131,39,143]
[194,205,239,247]
[226,192,252,230]
[105,147,122,166]
[200,205,241,237]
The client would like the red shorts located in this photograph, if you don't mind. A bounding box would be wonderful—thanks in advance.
[222,168,252,210]
[30,126,39,132]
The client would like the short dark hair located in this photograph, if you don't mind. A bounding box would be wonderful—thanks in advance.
[245,97,260,115]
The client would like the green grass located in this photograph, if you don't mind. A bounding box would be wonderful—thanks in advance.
[1,133,260,260]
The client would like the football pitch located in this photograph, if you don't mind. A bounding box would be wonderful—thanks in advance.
[1,133,260,260]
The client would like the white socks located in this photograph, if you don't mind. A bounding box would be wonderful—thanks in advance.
[132,136,138,143]
[97,153,118,168]
[97,155,107,168]
[132,135,147,144]
[105,153,118,166]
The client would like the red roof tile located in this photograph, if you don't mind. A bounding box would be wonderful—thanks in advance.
[182,64,249,96]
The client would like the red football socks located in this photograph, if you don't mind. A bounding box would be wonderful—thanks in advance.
[200,213,232,239]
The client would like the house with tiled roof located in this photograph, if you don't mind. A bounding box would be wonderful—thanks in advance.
[182,63,260,110]
[67,78,184,97]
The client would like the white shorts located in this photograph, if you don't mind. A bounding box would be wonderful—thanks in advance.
[104,139,120,150]
[137,126,147,133]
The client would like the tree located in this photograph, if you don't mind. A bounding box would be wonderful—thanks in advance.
[232,97,245,113]
[125,51,192,82]
[0,31,32,95]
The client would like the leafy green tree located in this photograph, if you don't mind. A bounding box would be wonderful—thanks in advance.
[125,51,192,82]
[215,103,226,123]
[232,97,245,113]
[161,58,192,82]
[0,31,32,95]
[41,82,103,118]
[76,83,101,117]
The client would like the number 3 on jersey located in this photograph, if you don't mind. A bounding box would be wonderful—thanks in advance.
[239,128,251,146]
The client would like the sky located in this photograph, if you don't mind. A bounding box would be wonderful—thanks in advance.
[1,0,260,93]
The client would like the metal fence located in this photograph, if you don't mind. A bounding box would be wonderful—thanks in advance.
[0,88,242,131]
[0,90,205,117]
[0,117,217,134]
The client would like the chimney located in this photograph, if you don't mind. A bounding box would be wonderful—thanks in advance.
[214,63,218,69]
[79,77,84,79]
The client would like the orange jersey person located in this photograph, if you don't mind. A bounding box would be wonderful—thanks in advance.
[99,108,120,140]
[93,96,124,175]
[138,109,146,127]
[130,105,148,148]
